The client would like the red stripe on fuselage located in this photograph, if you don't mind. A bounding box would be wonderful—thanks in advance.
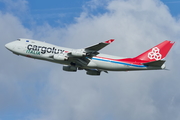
[93,56,149,65]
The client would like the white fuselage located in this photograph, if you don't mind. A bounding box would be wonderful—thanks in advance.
[5,39,161,72]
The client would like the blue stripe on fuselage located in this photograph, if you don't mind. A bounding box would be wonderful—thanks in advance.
[92,57,146,68]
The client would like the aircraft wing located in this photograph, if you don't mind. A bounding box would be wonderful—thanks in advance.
[67,39,114,57]
[85,39,114,52]
[66,39,114,68]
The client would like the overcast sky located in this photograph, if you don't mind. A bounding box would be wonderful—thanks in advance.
[0,0,180,120]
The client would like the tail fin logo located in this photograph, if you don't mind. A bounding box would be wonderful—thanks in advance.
[148,47,162,60]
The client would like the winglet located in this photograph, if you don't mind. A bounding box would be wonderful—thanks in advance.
[104,39,114,44]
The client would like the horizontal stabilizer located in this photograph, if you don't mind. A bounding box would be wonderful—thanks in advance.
[143,60,166,67]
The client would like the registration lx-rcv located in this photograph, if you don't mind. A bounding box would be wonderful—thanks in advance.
[5,39,174,76]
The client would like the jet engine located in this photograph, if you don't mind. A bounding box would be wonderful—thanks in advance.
[53,54,68,61]
[63,65,77,72]
[86,70,101,76]
[70,51,86,57]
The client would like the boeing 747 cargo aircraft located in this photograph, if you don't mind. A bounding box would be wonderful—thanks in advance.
[5,39,174,75]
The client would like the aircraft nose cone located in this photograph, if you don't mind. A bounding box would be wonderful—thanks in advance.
[5,42,14,51]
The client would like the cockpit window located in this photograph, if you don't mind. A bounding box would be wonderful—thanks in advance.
[17,39,21,41]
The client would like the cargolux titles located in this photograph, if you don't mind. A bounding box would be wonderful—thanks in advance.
[27,44,65,55]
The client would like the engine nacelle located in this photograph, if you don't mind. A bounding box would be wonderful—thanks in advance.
[86,70,101,76]
[71,51,86,57]
[53,54,68,61]
[63,65,77,72]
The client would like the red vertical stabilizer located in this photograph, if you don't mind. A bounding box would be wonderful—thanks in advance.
[134,40,175,62]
